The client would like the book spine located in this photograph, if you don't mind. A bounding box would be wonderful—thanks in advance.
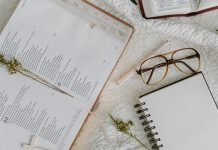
[134,102,163,149]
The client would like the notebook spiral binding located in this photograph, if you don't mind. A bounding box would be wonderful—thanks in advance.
[134,102,163,150]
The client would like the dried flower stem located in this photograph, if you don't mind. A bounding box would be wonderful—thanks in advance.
[0,54,74,98]
[110,114,150,150]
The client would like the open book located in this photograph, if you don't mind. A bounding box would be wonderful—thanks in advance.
[0,0,133,149]
[139,0,218,19]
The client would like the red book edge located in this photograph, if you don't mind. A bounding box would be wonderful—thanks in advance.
[138,0,218,19]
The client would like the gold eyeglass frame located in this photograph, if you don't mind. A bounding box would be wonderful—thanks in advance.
[136,48,201,85]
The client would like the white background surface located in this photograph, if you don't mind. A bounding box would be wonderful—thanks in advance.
[1,0,218,149]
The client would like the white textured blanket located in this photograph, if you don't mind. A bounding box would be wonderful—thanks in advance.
[0,0,218,150]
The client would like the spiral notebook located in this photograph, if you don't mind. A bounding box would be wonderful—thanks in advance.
[0,0,133,149]
[135,72,218,150]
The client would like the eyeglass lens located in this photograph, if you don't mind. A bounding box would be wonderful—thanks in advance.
[139,48,200,85]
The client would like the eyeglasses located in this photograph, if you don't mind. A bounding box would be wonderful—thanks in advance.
[136,48,201,85]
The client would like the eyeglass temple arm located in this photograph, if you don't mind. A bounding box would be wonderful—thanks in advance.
[176,54,200,61]
[146,64,160,84]
[173,60,196,73]
[146,63,167,85]
[137,62,167,75]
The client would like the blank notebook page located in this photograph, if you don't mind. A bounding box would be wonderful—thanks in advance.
[139,73,218,150]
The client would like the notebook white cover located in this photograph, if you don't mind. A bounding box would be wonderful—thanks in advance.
[139,73,218,150]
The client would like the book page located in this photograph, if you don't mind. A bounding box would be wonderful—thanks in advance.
[192,0,218,11]
[0,0,132,107]
[0,68,89,150]
[143,0,191,17]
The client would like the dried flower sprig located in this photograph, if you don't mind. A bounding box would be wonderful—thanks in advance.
[110,114,150,150]
[0,55,22,74]
[0,54,74,98]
